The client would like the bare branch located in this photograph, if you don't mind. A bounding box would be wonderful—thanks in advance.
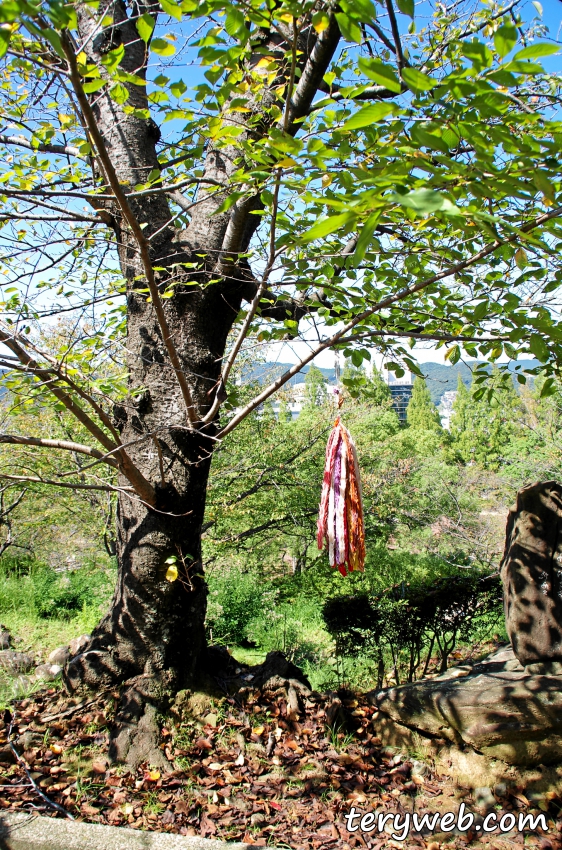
[385,0,406,71]
[0,327,156,504]
[0,434,119,468]
[0,473,130,494]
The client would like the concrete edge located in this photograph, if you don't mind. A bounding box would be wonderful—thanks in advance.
[0,812,285,850]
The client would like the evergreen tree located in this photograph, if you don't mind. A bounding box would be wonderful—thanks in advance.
[450,371,521,468]
[450,374,471,437]
[407,378,442,431]
[303,365,328,409]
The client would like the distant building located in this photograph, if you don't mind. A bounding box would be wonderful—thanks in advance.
[384,367,413,423]
[271,382,307,419]
[438,390,457,430]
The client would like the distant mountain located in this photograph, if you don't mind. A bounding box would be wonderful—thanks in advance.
[246,362,336,387]
[420,360,538,405]
[246,360,539,405]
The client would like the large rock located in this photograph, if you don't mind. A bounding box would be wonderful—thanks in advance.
[369,645,562,766]
[500,480,562,670]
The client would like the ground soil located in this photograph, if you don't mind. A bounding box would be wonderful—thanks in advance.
[0,680,560,849]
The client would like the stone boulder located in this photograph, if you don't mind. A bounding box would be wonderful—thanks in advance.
[369,645,562,767]
[69,634,90,656]
[0,650,34,674]
[48,645,70,666]
[500,480,562,670]
[0,625,11,650]
[33,663,63,682]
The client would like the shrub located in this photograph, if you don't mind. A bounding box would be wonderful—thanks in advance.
[322,572,503,686]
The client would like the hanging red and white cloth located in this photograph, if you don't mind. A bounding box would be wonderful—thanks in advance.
[317,417,365,577]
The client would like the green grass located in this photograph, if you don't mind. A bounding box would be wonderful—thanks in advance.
[0,554,116,708]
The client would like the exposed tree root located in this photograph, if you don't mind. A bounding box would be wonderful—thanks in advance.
[63,645,312,769]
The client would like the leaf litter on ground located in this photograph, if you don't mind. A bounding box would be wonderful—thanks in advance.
[0,685,559,849]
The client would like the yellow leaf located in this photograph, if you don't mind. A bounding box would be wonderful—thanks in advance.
[312,11,330,33]
[253,726,265,736]
[146,769,160,781]
[255,57,274,69]
[165,564,178,582]
[321,173,332,188]
[277,157,297,168]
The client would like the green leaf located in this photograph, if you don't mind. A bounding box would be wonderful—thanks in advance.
[170,79,187,97]
[354,211,382,264]
[358,58,402,94]
[462,40,493,69]
[160,0,182,21]
[137,13,155,42]
[82,77,106,93]
[513,42,559,60]
[312,11,330,33]
[342,102,395,130]
[472,300,489,321]
[410,125,450,153]
[529,333,549,363]
[445,345,461,365]
[101,44,125,73]
[515,247,527,270]
[225,7,245,38]
[401,67,437,92]
[390,188,460,215]
[540,377,556,398]
[301,211,356,242]
[533,169,555,201]
[109,82,129,104]
[151,38,175,56]
[0,27,11,59]
[396,0,414,17]
[493,25,517,59]
[335,12,362,44]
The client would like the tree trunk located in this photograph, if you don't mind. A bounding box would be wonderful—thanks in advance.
[64,282,240,763]
[58,0,341,765]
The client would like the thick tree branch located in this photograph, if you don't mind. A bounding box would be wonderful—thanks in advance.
[0,133,83,158]
[61,32,198,427]
[284,13,341,134]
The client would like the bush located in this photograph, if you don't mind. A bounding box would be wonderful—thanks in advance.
[205,568,276,646]
[322,572,503,686]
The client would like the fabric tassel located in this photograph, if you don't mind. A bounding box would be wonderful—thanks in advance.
[317,417,365,576]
